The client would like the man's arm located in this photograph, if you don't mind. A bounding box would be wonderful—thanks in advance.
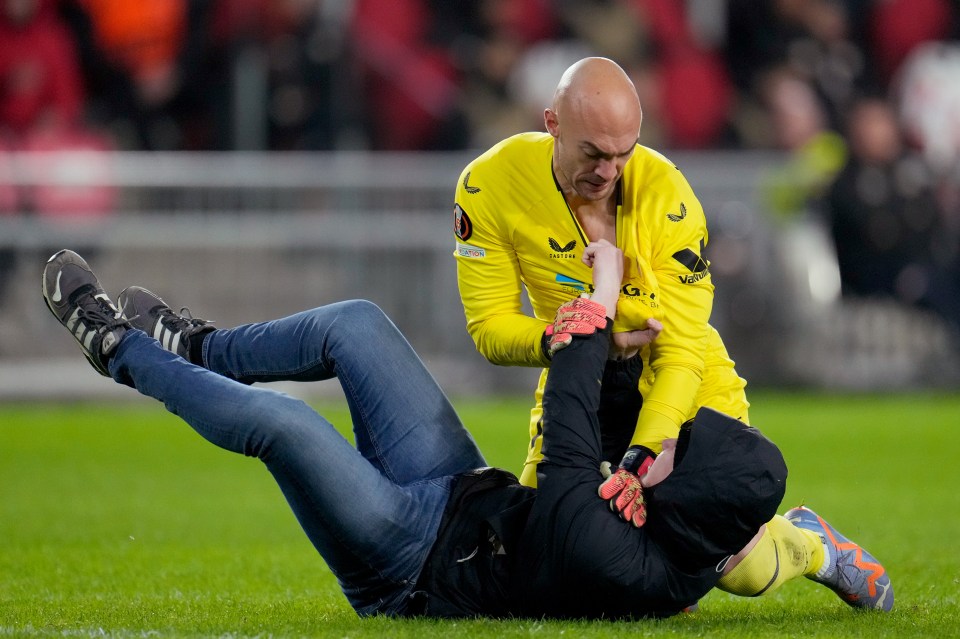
[629,178,714,453]
[596,354,645,463]
[453,171,550,367]
[456,247,550,366]
[598,173,714,525]
[538,241,624,476]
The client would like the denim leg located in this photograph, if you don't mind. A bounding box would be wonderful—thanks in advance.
[201,300,487,483]
[109,329,461,615]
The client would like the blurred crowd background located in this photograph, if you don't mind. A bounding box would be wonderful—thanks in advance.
[3,0,959,154]
[1,0,959,393]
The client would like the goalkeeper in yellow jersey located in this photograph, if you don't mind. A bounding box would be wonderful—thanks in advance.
[452,56,892,609]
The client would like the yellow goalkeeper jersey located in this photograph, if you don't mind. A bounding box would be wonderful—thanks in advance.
[453,132,749,486]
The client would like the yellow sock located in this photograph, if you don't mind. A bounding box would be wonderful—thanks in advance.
[716,515,825,596]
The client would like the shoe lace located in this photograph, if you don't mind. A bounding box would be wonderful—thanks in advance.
[158,306,212,333]
[75,289,127,333]
[833,545,865,594]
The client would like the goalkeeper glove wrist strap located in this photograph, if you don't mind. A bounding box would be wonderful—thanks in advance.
[619,444,657,476]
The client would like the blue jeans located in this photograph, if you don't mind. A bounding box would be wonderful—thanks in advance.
[108,300,487,616]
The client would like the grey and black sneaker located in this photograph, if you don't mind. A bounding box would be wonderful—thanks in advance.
[42,249,129,376]
[117,286,214,360]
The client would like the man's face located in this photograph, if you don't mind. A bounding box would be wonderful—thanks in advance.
[547,107,638,202]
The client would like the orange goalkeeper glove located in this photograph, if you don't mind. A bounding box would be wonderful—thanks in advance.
[598,445,657,528]
[542,296,608,358]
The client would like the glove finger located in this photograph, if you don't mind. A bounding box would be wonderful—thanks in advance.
[556,313,606,329]
[569,297,606,315]
[631,502,647,528]
[614,482,639,515]
[619,495,634,521]
[548,333,572,355]
[599,461,613,479]
[626,492,645,523]
[598,473,625,500]
[619,486,641,520]
[554,319,598,336]
[599,471,633,501]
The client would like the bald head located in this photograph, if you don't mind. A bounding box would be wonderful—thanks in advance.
[552,57,642,139]
[545,58,642,202]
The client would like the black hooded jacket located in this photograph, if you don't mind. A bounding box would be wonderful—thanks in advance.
[412,325,786,618]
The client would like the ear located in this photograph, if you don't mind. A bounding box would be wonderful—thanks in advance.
[544,108,560,138]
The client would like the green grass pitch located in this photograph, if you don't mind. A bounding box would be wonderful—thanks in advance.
[2,391,959,637]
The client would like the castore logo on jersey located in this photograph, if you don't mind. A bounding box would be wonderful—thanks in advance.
[548,238,577,259]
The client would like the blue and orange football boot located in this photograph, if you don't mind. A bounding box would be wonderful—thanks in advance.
[785,505,893,611]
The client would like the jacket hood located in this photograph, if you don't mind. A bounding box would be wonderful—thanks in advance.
[645,407,788,569]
